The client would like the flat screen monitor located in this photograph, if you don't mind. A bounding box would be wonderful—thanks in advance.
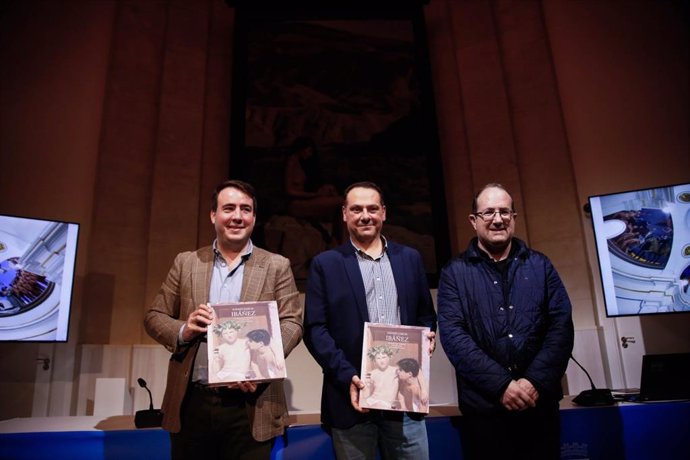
[0,214,80,341]
[588,183,690,317]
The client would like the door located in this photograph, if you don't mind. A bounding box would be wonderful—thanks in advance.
[614,316,645,389]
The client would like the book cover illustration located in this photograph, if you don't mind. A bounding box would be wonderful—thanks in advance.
[207,300,286,385]
[359,322,431,413]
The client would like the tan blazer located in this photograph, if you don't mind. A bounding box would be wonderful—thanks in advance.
[144,246,303,442]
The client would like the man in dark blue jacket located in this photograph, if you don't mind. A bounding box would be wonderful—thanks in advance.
[305,181,437,460]
[438,183,574,460]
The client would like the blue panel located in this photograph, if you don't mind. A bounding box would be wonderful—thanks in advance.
[561,406,626,460]
[621,402,690,460]
[102,430,170,460]
[0,432,105,460]
[1,402,689,460]
[426,416,463,459]
[280,424,334,460]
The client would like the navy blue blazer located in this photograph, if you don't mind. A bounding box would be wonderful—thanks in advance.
[304,241,437,429]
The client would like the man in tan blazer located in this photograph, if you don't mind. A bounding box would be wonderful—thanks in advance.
[145,179,303,460]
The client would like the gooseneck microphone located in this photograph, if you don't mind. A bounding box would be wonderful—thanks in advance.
[134,377,164,428]
[138,377,154,411]
[570,354,615,406]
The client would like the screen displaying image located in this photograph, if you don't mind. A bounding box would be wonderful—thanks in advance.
[588,183,690,317]
[0,214,80,341]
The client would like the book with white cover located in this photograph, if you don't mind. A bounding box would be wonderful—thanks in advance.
[359,322,431,413]
[207,301,286,385]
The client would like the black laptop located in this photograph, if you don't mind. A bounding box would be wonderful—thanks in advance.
[638,353,690,402]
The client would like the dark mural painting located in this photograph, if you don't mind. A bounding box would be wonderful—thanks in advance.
[231,8,448,288]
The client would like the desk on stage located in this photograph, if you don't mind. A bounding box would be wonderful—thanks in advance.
[1,398,688,460]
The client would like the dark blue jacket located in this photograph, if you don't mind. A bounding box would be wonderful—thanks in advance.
[304,241,437,428]
[437,238,574,415]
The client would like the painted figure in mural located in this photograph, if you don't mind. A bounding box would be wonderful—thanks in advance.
[284,137,343,245]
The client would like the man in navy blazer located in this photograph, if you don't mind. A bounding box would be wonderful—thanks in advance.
[304,181,437,460]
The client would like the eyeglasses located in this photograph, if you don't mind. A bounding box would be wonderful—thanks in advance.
[473,209,515,221]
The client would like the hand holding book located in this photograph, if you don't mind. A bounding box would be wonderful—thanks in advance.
[426,331,436,356]
[182,303,214,342]
[350,375,369,413]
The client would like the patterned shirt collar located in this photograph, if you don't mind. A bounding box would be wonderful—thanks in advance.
[350,235,388,260]
[212,239,253,266]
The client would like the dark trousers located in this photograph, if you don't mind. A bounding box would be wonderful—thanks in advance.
[170,384,273,460]
[459,402,561,460]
